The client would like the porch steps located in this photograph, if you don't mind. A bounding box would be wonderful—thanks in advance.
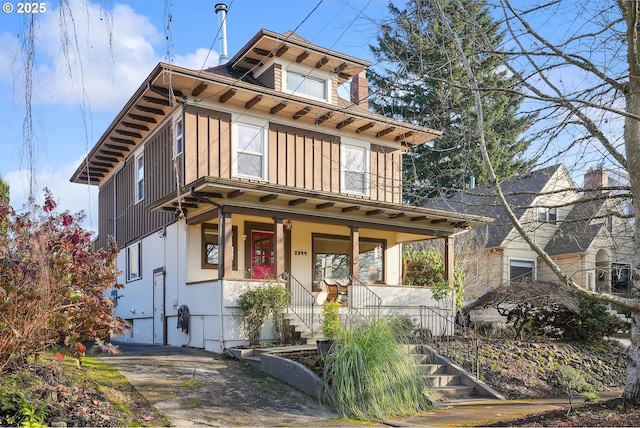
[408,345,504,401]
[283,310,324,345]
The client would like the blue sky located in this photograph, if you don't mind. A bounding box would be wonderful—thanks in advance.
[0,0,387,230]
[0,0,626,232]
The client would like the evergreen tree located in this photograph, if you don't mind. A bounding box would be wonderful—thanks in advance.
[369,0,536,202]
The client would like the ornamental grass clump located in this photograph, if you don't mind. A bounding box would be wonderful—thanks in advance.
[322,317,436,420]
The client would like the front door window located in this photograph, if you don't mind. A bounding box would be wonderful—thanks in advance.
[251,231,274,279]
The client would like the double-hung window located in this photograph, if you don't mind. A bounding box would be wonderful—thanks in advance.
[126,241,141,281]
[537,207,557,224]
[135,153,144,202]
[235,123,265,179]
[342,144,367,195]
[174,118,184,157]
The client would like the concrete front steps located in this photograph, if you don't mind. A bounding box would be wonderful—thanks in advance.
[283,309,324,345]
[231,342,504,403]
[409,344,505,401]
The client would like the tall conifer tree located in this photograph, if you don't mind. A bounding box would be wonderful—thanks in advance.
[369,0,535,202]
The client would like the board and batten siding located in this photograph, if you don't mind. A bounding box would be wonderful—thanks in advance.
[269,123,341,193]
[96,176,115,250]
[371,144,402,204]
[109,121,175,248]
[184,105,232,184]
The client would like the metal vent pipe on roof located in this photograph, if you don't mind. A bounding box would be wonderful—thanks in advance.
[215,3,229,65]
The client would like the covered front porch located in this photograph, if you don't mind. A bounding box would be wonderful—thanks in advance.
[152,178,487,348]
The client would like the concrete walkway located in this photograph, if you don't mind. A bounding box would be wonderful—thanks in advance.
[99,343,622,427]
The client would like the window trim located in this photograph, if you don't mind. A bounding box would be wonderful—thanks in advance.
[341,143,369,196]
[284,70,328,101]
[174,117,184,157]
[202,223,238,270]
[126,241,142,282]
[311,233,386,284]
[508,258,536,283]
[537,207,557,225]
[135,153,144,203]
[232,121,268,180]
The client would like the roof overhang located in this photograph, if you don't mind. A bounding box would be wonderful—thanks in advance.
[229,29,370,85]
[150,177,492,237]
[70,62,442,186]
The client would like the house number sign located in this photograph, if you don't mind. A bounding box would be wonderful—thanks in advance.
[294,250,307,256]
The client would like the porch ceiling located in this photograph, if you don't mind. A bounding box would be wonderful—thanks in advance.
[149,177,492,236]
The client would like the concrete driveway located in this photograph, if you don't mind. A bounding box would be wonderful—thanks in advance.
[98,343,377,427]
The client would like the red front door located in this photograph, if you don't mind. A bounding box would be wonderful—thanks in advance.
[251,231,274,279]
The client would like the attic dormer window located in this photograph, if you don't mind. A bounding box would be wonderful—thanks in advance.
[537,207,557,224]
[286,70,326,100]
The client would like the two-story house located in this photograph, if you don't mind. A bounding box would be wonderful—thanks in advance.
[70,29,486,351]
[432,164,634,320]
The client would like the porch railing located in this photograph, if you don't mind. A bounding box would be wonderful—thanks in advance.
[348,275,382,323]
[281,271,316,336]
[418,305,480,379]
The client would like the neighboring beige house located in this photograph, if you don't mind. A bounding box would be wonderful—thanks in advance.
[70,28,486,350]
[432,164,634,318]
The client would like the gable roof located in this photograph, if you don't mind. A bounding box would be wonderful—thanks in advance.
[544,196,606,256]
[427,164,563,248]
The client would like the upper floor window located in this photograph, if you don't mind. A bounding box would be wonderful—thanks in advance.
[286,71,326,100]
[342,144,368,195]
[126,241,141,282]
[234,123,265,179]
[537,207,557,224]
[135,153,144,203]
[174,118,184,157]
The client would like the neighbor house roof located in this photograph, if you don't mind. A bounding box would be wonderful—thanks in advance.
[544,196,606,256]
[426,164,563,248]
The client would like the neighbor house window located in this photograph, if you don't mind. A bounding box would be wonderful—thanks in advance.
[127,242,141,281]
[202,223,238,270]
[174,118,184,157]
[537,207,557,224]
[234,123,265,179]
[509,259,534,283]
[135,153,144,202]
[286,71,326,100]
[342,144,368,195]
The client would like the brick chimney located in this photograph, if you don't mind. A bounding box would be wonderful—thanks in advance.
[584,167,608,192]
[350,71,368,110]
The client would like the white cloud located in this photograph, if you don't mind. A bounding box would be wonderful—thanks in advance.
[173,48,219,70]
[5,156,98,233]
[1,0,220,112]
[32,0,161,111]
[0,33,20,85]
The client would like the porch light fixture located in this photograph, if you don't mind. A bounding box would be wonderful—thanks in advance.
[284,220,293,231]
